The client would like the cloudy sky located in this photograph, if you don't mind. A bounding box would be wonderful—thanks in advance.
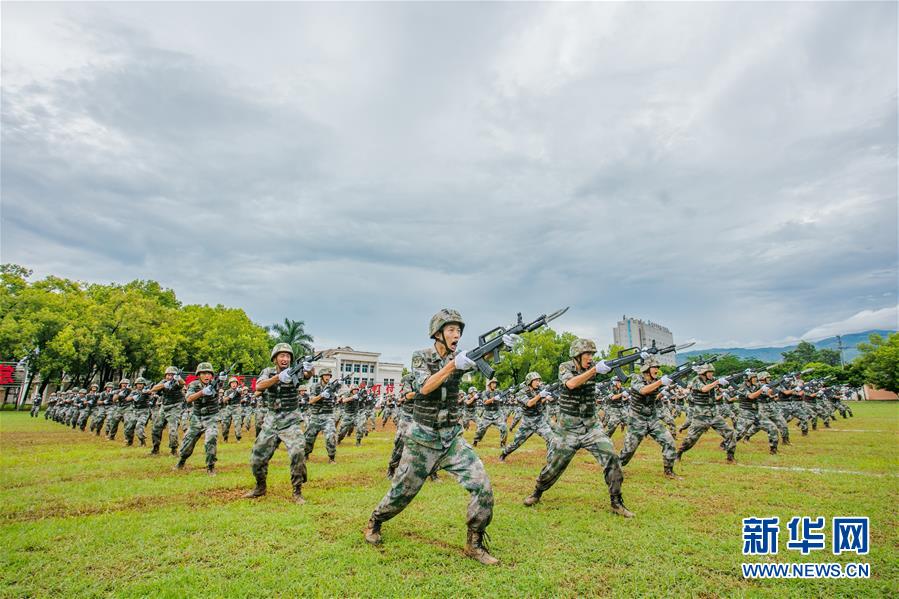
[2,2,897,363]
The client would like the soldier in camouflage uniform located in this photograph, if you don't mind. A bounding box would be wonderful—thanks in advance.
[756,372,790,445]
[499,372,555,462]
[90,383,112,434]
[523,338,633,517]
[337,385,366,446]
[732,372,779,454]
[70,389,86,428]
[149,367,186,455]
[107,380,130,440]
[174,363,221,474]
[123,377,152,446]
[617,359,681,479]
[676,364,736,463]
[472,378,508,449]
[601,376,629,437]
[777,376,809,436]
[77,385,98,431]
[460,387,478,431]
[365,309,498,565]
[304,368,339,463]
[243,343,312,503]
[219,377,243,442]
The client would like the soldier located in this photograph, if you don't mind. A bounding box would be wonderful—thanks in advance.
[220,377,242,442]
[676,364,736,463]
[756,372,790,445]
[304,368,339,463]
[70,389,87,429]
[252,389,266,437]
[337,385,365,446]
[174,363,221,474]
[364,309,498,565]
[602,376,629,437]
[29,390,42,417]
[616,359,681,479]
[522,338,633,518]
[733,372,779,454]
[44,393,56,420]
[243,343,312,503]
[149,367,186,455]
[472,378,508,449]
[123,377,152,446]
[777,375,809,436]
[499,372,555,462]
[461,387,478,431]
[77,385,98,431]
[107,379,130,440]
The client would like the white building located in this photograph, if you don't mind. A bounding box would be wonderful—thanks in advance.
[613,316,677,366]
[310,346,404,394]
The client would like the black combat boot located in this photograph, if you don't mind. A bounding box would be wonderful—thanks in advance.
[173,458,186,471]
[610,494,635,518]
[498,452,507,463]
[824,420,830,428]
[243,474,267,498]
[150,443,160,455]
[206,465,216,476]
[523,490,542,507]
[139,438,146,447]
[363,518,382,545]
[170,447,177,456]
[782,436,791,446]
[726,451,736,464]
[464,529,499,565]
[769,445,778,455]
[292,484,305,505]
[663,459,683,480]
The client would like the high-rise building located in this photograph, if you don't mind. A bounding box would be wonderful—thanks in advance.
[613,316,677,366]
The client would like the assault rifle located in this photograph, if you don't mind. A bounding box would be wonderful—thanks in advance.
[284,351,324,381]
[604,340,696,382]
[667,355,722,387]
[465,307,569,378]
[768,368,814,389]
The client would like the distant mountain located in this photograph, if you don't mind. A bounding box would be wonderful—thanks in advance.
[676,329,895,365]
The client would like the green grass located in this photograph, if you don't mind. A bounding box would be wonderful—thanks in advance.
[1,403,897,598]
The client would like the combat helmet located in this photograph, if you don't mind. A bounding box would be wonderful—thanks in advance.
[195,362,214,375]
[524,371,542,385]
[468,386,477,394]
[164,366,180,375]
[270,342,294,361]
[119,378,130,386]
[695,363,716,375]
[135,377,149,385]
[640,358,660,373]
[228,377,239,384]
[569,338,597,358]
[758,371,771,380]
[319,368,333,377]
[429,308,465,339]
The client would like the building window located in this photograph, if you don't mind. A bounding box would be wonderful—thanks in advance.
[354,364,360,373]
[361,364,368,373]
[353,377,359,385]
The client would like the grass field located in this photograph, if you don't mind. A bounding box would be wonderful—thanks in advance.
[1,403,896,598]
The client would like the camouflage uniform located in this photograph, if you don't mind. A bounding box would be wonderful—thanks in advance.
[219,382,242,442]
[500,384,555,461]
[246,364,307,500]
[337,390,366,446]
[369,347,493,543]
[472,387,508,448]
[733,378,779,453]
[524,343,630,514]
[677,374,736,462]
[123,383,151,446]
[602,382,629,437]
[461,392,478,431]
[304,379,338,461]
[106,384,129,440]
[152,375,185,455]
[619,370,678,476]
[176,376,220,471]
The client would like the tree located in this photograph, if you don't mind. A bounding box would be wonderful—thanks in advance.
[469,328,577,389]
[269,318,314,357]
[855,333,899,392]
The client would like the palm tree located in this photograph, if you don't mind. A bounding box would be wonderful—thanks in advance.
[269,319,315,356]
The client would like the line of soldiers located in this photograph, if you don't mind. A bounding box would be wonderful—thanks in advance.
[32,308,858,567]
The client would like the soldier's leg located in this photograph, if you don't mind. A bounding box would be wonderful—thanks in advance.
[501,421,534,459]
[676,416,711,457]
[233,408,243,440]
[123,410,136,445]
[370,439,440,524]
[647,420,679,476]
[761,415,779,453]
[531,432,578,498]
[135,410,147,443]
[304,417,321,457]
[618,417,648,466]
[249,421,280,487]
[177,417,203,465]
[438,436,494,531]
[355,412,366,445]
[387,420,409,476]
[277,421,307,498]
[497,418,508,447]
[202,416,218,471]
[151,409,166,452]
[166,409,180,454]
[710,415,736,460]
[585,437,626,505]
[472,418,489,445]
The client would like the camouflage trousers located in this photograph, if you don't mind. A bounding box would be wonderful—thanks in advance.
[834,399,853,418]
[783,401,811,433]
[533,414,623,500]
[809,401,832,429]
[509,407,523,431]
[179,412,219,468]
[219,404,241,441]
[735,407,778,449]
[152,404,182,452]
[677,405,735,458]
[619,412,677,466]
[678,404,694,433]
[387,416,413,475]
[180,408,191,432]
[473,412,507,447]
[90,406,106,434]
[124,407,149,444]
[760,403,790,442]
[501,415,555,459]
[76,408,92,430]
[603,404,628,437]
[371,430,493,532]
[254,407,266,437]
[337,411,366,443]
[304,413,337,460]
[461,409,477,431]
[250,409,306,488]
[30,403,40,417]
[106,406,124,439]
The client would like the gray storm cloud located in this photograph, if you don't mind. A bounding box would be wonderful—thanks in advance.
[1,2,896,363]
